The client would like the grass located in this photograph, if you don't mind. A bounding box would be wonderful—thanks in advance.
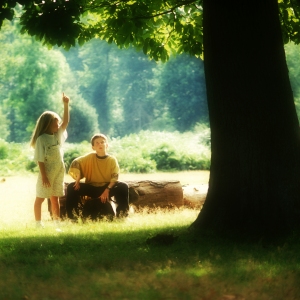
[0,171,300,299]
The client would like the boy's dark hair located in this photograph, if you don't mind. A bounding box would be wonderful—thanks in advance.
[90,133,108,146]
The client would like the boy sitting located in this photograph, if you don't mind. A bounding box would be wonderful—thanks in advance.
[66,133,129,220]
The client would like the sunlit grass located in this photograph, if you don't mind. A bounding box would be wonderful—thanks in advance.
[0,171,208,228]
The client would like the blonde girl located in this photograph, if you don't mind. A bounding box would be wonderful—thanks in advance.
[30,93,70,229]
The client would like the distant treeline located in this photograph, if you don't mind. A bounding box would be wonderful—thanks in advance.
[1,20,300,144]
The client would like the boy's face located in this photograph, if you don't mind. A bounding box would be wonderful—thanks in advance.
[92,137,108,154]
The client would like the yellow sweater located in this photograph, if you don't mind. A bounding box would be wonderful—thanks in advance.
[68,153,119,187]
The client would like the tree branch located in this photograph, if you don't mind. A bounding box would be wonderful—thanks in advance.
[131,0,199,20]
[86,0,200,19]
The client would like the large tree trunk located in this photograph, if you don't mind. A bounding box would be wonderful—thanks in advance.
[193,0,300,238]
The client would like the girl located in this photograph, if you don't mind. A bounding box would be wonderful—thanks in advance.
[30,93,70,229]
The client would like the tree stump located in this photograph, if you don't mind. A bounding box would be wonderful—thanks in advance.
[127,180,183,208]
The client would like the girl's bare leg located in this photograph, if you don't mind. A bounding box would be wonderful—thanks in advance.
[34,197,44,221]
[50,196,60,221]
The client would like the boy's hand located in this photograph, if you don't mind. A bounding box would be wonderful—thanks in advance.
[73,181,80,190]
[62,92,70,103]
[99,189,109,203]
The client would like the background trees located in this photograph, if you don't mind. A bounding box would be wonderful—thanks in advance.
[0,20,64,141]
[0,20,99,142]
[0,18,208,142]
[155,54,208,132]
[285,43,300,120]
[76,40,113,134]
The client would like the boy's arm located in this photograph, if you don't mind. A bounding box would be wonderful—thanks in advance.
[38,161,50,187]
[60,92,70,132]
[69,159,83,190]
[107,172,118,189]
[99,183,116,203]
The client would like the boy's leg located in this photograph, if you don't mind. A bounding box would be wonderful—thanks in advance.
[82,197,114,220]
[81,185,107,220]
[111,181,129,217]
[66,183,103,219]
[66,182,81,219]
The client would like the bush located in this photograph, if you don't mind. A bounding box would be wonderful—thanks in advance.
[180,153,211,170]
[1,129,211,175]
[63,142,91,170]
[0,142,34,176]
[149,144,181,170]
[117,153,156,173]
[110,129,211,172]
[148,143,211,171]
[25,160,38,172]
[0,139,8,160]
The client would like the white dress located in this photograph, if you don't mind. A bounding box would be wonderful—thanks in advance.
[34,127,67,198]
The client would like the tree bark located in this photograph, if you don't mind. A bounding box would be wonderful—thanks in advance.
[193,0,300,238]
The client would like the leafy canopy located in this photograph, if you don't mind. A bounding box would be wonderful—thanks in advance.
[1,0,203,61]
[1,0,300,61]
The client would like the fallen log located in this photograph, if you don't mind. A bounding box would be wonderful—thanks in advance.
[127,180,183,208]
[48,180,207,217]
[182,184,208,208]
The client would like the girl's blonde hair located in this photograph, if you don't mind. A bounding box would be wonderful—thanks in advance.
[30,111,61,148]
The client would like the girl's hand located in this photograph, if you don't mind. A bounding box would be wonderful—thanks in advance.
[62,92,70,103]
[42,176,51,188]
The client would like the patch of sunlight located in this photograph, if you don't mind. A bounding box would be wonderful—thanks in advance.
[186,267,210,277]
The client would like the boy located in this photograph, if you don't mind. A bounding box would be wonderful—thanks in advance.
[66,133,129,220]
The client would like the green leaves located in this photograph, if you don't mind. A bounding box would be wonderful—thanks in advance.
[278,0,300,44]
[0,0,204,61]
[0,0,15,27]
[2,0,300,61]
[18,0,84,49]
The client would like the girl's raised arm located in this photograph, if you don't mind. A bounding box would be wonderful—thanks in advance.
[60,92,70,131]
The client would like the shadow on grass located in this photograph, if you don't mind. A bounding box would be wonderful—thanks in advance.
[1,224,300,299]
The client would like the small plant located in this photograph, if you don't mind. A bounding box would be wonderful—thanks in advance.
[25,160,38,172]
